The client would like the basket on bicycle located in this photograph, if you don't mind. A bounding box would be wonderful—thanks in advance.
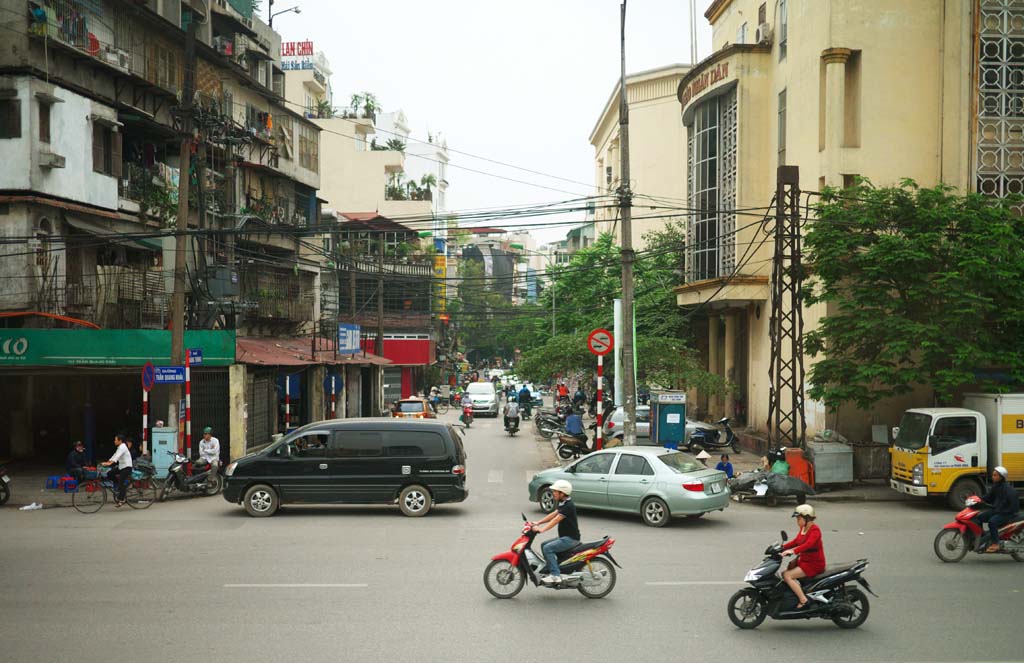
[82,466,102,480]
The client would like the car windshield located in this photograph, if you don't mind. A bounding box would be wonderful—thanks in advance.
[894,412,932,450]
[657,451,704,474]
[467,383,493,395]
[398,401,424,413]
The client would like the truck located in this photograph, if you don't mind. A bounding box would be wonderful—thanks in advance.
[890,393,1024,509]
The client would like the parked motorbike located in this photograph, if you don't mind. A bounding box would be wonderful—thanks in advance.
[0,463,10,505]
[483,514,621,599]
[159,451,222,501]
[535,414,566,440]
[688,417,742,454]
[933,495,1024,562]
[556,432,590,460]
[460,405,474,428]
[504,415,520,436]
[727,531,875,630]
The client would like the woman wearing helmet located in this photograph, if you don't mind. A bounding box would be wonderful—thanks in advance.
[781,503,826,610]
[531,479,580,585]
[978,466,1020,553]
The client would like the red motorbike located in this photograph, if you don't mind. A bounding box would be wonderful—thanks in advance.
[933,495,1024,562]
[483,515,621,599]
[460,404,474,428]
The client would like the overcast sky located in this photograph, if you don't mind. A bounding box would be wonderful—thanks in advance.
[273,0,714,244]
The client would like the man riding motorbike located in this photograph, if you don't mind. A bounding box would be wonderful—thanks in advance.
[530,479,580,585]
[517,385,533,416]
[572,387,587,411]
[564,411,588,450]
[503,399,521,432]
[977,466,1020,553]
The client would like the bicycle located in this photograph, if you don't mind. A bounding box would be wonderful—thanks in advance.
[72,467,158,514]
[434,397,450,415]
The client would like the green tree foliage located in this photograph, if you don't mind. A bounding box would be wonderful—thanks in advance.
[804,180,1024,409]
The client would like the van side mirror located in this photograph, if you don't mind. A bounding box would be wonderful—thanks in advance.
[891,427,900,441]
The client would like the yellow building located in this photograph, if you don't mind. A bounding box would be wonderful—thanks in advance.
[674,0,1022,441]
[590,64,691,249]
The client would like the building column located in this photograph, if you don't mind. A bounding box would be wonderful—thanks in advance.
[228,364,247,462]
[723,310,737,420]
[821,47,852,181]
[707,314,720,416]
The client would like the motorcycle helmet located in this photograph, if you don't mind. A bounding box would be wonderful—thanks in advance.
[994,466,1009,479]
[550,479,573,496]
[792,504,815,519]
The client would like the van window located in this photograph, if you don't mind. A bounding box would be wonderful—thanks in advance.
[329,431,383,457]
[930,417,976,455]
[291,432,330,458]
[383,431,447,457]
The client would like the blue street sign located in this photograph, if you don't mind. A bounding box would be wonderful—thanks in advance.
[154,366,186,384]
[337,324,361,355]
[188,348,203,365]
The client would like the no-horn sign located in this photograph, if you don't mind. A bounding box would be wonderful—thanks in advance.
[587,328,613,356]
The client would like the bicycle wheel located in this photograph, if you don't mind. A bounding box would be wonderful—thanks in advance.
[436,401,449,415]
[126,478,157,509]
[72,480,106,514]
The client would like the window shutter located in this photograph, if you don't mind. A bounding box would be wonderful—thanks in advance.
[111,130,122,178]
[92,122,103,173]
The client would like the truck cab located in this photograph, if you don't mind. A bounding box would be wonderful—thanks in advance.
[890,408,987,509]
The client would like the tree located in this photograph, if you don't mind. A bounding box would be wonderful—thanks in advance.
[803,180,1024,410]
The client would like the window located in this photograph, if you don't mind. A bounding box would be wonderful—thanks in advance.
[397,401,427,414]
[736,22,748,45]
[92,122,122,177]
[291,432,330,458]
[843,51,862,147]
[0,96,20,138]
[299,123,319,172]
[383,431,446,457]
[930,417,976,456]
[329,431,385,457]
[777,89,787,166]
[658,452,704,474]
[38,101,50,143]
[614,454,653,476]
[758,3,766,25]
[779,0,788,60]
[692,98,720,280]
[842,173,858,189]
[574,453,614,475]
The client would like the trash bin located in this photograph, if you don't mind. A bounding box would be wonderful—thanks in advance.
[807,441,854,484]
[785,447,815,488]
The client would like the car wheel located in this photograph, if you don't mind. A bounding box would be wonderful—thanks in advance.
[641,496,670,527]
[538,485,556,513]
[243,484,279,517]
[398,484,433,517]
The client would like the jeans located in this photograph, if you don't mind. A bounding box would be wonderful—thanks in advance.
[541,536,579,577]
[978,512,1014,547]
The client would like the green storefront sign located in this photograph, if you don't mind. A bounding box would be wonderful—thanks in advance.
[0,329,235,367]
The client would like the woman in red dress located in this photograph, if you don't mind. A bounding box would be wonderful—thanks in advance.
[781,503,826,609]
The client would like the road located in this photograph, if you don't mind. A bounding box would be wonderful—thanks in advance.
[1,410,1021,663]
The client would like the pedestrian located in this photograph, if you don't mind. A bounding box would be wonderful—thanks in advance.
[65,441,89,482]
[199,427,220,474]
[696,449,711,466]
[101,434,133,507]
[715,454,735,478]
[125,437,141,460]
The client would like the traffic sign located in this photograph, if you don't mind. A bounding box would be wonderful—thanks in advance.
[141,362,156,392]
[587,328,613,356]
[154,366,186,384]
[188,348,203,365]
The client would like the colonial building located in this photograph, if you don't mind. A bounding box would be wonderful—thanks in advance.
[674,0,1021,441]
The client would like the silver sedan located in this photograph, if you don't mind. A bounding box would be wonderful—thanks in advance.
[527,447,730,527]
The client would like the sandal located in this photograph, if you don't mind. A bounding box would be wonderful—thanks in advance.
[796,600,807,609]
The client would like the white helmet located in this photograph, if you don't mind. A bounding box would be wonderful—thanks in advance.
[792,504,816,519]
[994,466,1009,479]
[550,479,573,496]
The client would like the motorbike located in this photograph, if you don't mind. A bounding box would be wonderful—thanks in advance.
[504,415,520,436]
[460,405,474,428]
[0,463,10,505]
[727,530,875,630]
[556,424,604,460]
[688,416,742,454]
[933,495,1024,562]
[535,413,566,439]
[483,514,621,599]
[159,450,222,501]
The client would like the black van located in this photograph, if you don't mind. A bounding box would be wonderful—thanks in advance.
[222,419,468,517]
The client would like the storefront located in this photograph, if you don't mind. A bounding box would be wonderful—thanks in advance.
[362,334,434,401]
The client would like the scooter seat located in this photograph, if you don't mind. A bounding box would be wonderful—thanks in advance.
[798,561,861,586]
[558,537,609,559]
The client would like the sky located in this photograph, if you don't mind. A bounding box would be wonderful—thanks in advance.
[271,0,714,245]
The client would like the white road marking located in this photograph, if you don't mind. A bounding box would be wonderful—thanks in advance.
[645,581,743,586]
[223,583,368,588]
[487,470,504,483]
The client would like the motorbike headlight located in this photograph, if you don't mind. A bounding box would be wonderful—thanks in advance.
[744,569,761,582]
[912,462,923,485]
[225,462,237,477]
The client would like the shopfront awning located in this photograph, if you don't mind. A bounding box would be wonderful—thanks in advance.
[236,337,391,367]
[65,215,163,251]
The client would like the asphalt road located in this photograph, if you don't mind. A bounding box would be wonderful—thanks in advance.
[1,410,1021,663]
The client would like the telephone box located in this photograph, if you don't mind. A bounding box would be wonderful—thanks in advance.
[650,391,687,450]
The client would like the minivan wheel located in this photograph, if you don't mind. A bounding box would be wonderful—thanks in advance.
[243,484,279,517]
[398,484,433,517]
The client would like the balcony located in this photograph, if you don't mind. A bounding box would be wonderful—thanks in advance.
[242,270,315,323]
[243,293,314,323]
[42,270,168,329]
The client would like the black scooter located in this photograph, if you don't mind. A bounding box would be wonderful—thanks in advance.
[688,417,742,454]
[504,415,520,436]
[159,450,222,501]
[727,531,876,630]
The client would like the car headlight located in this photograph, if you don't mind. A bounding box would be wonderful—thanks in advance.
[225,462,237,477]
[744,569,761,582]
[912,462,923,485]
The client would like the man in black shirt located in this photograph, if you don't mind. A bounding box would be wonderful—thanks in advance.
[978,466,1020,552]
[65,441,89,482]
[532,479,580,584]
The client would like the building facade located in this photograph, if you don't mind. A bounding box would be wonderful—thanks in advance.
[675,0,1021,441]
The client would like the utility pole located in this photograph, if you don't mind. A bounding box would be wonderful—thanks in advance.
[376,235,385,357]
[766,165,807,448]
[169,11,197,429]
[618,0,638,446]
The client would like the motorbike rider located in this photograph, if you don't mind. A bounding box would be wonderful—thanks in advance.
[977,466,1020,553]
[517,385,533,415]
[532,479,580,585]
[572,386,587,410]
[781,504,826,610]
[556,382,569,402]
[503,398,520,431]
[199,427,220,475]
[565,411,588,449]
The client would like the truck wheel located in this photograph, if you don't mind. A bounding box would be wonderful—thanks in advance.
[947,478,983,511]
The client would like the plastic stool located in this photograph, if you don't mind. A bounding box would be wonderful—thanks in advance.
[63,479,78,493]
[45,475,61,489]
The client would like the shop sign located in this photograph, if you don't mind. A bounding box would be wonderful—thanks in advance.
[680,61,731,108]
[0,330,235,367]
[337,324,361,355]
[281,40,314,57]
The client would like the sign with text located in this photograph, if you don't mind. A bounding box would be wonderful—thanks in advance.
[337,324,362,355]
[154,366,186,384]
[281,41,314,57]
[188,348,203,365]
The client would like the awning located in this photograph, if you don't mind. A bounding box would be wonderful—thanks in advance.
[236,337,391,367]
[65,215,163,251]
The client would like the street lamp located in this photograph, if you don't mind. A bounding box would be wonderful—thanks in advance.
[268,0,301,27]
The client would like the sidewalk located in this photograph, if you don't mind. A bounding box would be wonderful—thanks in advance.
[1,463,98,508]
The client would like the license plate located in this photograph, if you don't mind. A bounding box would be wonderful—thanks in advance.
[710,482,722,494]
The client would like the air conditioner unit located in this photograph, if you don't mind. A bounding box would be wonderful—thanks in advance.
[39,151,66,168]
[756,22,773,45]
